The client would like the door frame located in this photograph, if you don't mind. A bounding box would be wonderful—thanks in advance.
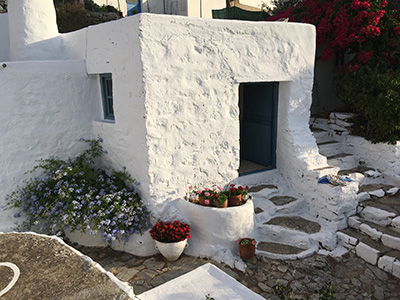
[239,81,279,175]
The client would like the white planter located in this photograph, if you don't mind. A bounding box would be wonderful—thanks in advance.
[154,239,187,261]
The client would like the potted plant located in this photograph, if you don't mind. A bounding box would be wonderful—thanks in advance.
[149,220,191,261]
[189,186,220,206]
[215,192,228,208]
[238,238,256,260]
[228,184,249,206]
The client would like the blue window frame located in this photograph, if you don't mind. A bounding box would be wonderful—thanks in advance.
[100,73,114,121]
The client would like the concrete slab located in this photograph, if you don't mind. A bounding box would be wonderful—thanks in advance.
[137,263,265,300]
[0,232,133,300]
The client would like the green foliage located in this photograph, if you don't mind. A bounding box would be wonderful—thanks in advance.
[263,0,302,16]
[216,193,228,206]
[268,0,400,144]
[335,66,400,144]
[274,281,337,300]
[205,294,215,300]
[6,138,151,244]
[54,0,121,33]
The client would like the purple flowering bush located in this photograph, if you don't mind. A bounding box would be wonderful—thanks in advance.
[6,138,150,244]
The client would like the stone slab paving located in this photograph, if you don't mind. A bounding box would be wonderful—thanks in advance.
[269,196,298,206]
[0,233,131,300]
[264,216,322,234]
[73,243,400,300]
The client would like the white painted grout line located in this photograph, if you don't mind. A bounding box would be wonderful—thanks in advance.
[0,262,20,297]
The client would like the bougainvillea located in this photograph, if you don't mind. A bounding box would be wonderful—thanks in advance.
[269,0,400,144]
[268,0,400,73]
[150,221,191,243]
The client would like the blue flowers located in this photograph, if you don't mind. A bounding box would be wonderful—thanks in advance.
[5,138,150,244]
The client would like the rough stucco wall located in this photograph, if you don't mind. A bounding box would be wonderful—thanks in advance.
[139,15,319,215]
[0,13,9,61]
[343,136,400,183]
[0,60,100,232]
[60,28,88,60]
[85,16,151,202]
[8,0,63,60]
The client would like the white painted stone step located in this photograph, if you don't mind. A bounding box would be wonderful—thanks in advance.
[311,128,335,144]
[317,140,343,157]
[348,216,400,251]
[311,165,340,178]
[256,241,318,260]
[327,153,358,170]
[337,228,400,279]
[358,206,396,226]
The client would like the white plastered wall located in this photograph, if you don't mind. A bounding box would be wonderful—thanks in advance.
[0,13,9,61]
[75,14,322,223]
[0,60,100,232]
[84,16,152,204]
[137,14,322,219]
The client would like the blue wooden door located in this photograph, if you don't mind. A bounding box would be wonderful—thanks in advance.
[240,82,278,169]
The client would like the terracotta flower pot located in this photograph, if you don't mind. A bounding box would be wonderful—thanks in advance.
[199,197,211,206]
[228,194,242,206]
[155,239,188,261]
[215,200,228,208]
[238,241,256,260]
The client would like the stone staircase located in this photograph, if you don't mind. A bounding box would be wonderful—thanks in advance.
[310,114,359,171]
[243,173,333,261]
[310,113,400,279]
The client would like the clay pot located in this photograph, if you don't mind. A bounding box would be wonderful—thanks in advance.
[228,195,242,206]
[215,200,228,208]
[238,239,256,260]
[199,197,211,206]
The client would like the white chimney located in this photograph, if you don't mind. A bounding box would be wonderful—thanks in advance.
[8,0,63,60]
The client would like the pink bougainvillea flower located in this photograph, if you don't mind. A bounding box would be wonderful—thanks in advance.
[252,240,257,246]
[188,185,192,189]
[204,200,210,205]
[218,186,222,191]
[197,190,202,194]
[205,188,209,191]
[204,192,210,197]
[381,0,388,7]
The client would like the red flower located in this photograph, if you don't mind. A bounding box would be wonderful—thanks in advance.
[230,184,235,187]
[238,186,244,191]
[150,220,191,243]
[381,0,388,8]
[230,188,236,193]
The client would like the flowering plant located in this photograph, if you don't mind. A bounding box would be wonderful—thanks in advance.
[268,0,400,144]
[5,138,150,244]
[228,184,249,197]
[149,220,191,243]
[238,238,257,246]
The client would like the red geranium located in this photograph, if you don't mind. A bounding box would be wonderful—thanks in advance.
[150,220,191,243]
[228,184,249,197]
[267,0,400,73]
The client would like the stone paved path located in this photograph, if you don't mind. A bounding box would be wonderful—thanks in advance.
[73,243,400,300]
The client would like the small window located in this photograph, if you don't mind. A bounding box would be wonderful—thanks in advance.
[100,73,114,121]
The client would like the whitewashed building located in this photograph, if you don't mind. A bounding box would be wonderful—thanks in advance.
[1,0,373,264]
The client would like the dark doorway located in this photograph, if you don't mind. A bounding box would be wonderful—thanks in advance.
[239,82,278,175]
